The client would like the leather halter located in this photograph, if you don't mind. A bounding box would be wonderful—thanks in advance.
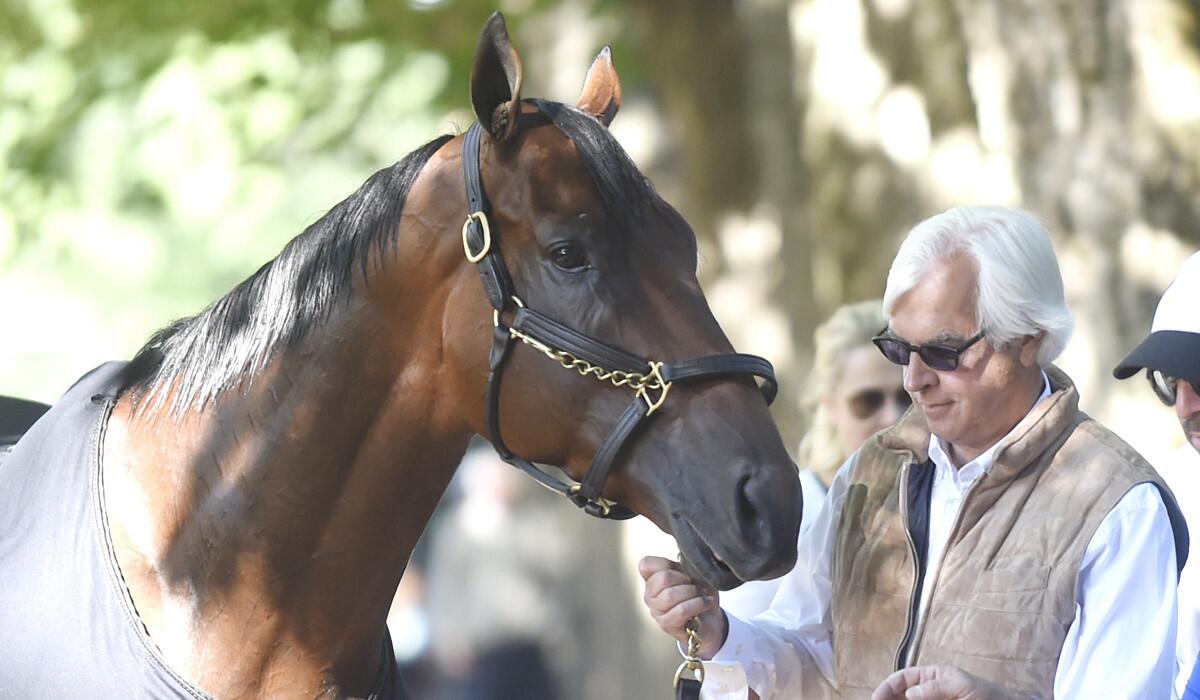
[461,120,779,519]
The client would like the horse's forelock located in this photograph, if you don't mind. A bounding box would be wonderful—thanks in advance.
[527,99,696,256]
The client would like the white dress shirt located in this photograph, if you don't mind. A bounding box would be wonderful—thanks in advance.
[1158,443,1200,697]
[702,376,1180,699]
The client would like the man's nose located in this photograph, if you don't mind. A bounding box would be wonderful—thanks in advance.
[904,355,936,393]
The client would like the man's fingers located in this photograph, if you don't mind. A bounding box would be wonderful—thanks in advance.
[872,668,914,700]
[637,555,678,580]
[903,679,947,700]
[660,591,716,624]
[638,555,720,642]
[644,579,715,624]
[871,665,993,700]
[643,566,713,602]
[871,667,945,700]
[651,582,708,610]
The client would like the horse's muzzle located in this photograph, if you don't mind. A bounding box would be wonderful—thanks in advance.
[672,464,802,590]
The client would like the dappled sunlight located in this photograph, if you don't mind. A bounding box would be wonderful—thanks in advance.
[21,0,81,49]
[0,207,15,263]
[1121,221,1198,291]
[710,209,793,374]
[875,86,930,168]
[607,98,666,174]
[796,0,889,149]
[1133,1,1200,128]
[0,18,454,399]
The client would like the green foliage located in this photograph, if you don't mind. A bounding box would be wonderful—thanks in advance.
[0,0,557,400]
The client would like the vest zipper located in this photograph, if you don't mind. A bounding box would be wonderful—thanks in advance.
[902,471,986,666]
[893,462,921,671]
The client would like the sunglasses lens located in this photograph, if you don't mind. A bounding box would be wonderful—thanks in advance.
[848,389,885,419]
[874,338,910,366]
[919,347,958,372]
[847,388,911,419]
[1149,370,1178,406]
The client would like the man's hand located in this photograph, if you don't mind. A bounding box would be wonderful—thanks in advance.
[871,665,1027,700]
[638,555,727,659]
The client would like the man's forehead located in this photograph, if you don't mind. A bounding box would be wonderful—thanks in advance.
[888,255,978,340]
[888,293,978,342]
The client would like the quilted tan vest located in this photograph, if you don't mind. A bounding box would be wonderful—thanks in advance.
[829,367,1186,699]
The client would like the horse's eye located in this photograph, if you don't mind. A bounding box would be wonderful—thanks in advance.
[549,242,589,271]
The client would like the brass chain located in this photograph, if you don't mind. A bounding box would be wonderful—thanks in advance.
[508,327,665,393]
[673,616,705,688]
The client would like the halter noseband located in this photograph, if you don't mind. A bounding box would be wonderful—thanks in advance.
[461,121,779,519]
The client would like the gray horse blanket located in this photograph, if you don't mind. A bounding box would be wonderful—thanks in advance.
[0,363,405,699]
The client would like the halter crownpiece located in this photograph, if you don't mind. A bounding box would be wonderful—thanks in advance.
[461,120,778,519]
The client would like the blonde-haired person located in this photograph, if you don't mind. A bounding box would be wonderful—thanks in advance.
[722,300,908,620]
[799,300,910,489]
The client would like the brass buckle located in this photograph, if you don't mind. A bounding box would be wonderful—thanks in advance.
[637,361,672,416]
[568,484,612,517]
[462,211,491,263]
[493,296,526,327]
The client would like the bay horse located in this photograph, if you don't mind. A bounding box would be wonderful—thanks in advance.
[0,14,801,699]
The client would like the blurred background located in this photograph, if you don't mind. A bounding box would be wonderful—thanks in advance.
[3,0,1200,696]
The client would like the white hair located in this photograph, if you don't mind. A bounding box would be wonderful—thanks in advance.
[882,206,1074,366]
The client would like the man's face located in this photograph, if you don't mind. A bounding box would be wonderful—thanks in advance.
[1177,380,1200,453]
[888,253,1042,459]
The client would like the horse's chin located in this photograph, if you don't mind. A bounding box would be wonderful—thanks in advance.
[673,518,745,591]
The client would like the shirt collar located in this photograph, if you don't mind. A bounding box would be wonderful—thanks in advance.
[927,370,1052,485]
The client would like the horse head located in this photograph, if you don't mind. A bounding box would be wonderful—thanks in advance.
[414,14,802,589]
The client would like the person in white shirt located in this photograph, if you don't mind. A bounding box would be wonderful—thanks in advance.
[640,206,1187,700]
[1113,250,1200,697]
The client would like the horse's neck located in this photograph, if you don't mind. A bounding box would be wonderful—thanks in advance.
[103,305,471,697]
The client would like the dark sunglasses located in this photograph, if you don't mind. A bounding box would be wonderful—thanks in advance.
[1147,369,1200,407]
[872,329,986,372]
[847,387,912,420]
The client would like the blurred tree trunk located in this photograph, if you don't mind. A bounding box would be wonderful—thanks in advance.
[635,0,812,453]
[952,0,1200,408]
[814,0,975,302]
[740,0,819,455]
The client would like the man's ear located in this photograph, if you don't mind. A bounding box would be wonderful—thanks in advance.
[471,12,523,141]
[577,46,622,127]
[1018,331,1045,367]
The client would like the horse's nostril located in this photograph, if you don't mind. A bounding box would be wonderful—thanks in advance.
[734,466,802,545]
[734,472,760,526]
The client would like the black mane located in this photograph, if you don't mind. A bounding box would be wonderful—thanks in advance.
[125,134,452,410]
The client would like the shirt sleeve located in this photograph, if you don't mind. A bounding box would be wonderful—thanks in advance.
[699,454,859,700]
[1053,482,1179,700]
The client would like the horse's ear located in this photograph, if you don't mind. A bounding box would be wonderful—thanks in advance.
[471,12,523,142]
[576,46,622,127]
